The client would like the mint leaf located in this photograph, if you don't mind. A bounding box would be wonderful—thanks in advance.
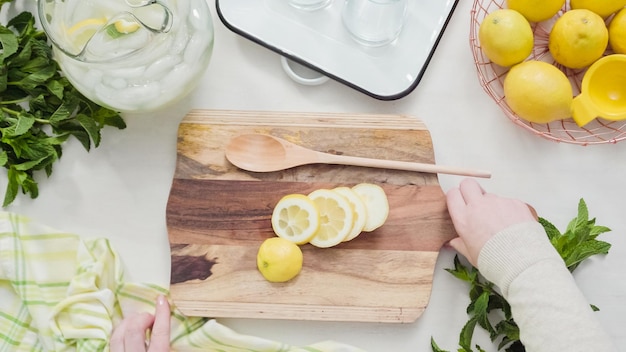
[0,9,125,206]
[0,26,18,59]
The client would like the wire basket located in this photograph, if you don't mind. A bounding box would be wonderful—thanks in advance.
[470,0,626,145]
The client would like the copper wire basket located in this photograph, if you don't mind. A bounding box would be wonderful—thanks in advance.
[470,0,626,145]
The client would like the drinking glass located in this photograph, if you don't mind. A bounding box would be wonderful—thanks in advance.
[342,0,408,47]
[289,0,333,11]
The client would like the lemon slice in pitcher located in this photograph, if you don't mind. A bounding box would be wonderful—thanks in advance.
[66,18,108,50]
[114,19,141,34]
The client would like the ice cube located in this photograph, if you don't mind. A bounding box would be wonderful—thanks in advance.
[144,54,183,80]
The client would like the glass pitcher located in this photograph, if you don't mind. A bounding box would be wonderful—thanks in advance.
[38,0,214,112]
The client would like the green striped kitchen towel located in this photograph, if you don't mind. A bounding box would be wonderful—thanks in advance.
[0,211,364,351]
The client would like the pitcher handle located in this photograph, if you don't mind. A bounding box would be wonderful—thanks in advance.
[125,0,173,33]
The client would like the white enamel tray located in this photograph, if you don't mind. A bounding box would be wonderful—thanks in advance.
[216,0,459,100]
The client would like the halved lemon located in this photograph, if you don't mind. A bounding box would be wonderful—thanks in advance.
[271,194,320,244]
[333,187,367,242]
[352,183,389,232]
[308,189,354,248]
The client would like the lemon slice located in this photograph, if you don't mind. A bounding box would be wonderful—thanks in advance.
[66,18,108,50]
[352,183,389,232]
[333,187,367,242]
[308,189,354,248]
[271,194,320,244]
[114,19,141,34]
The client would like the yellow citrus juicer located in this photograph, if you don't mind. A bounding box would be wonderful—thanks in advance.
[572,54,626,127]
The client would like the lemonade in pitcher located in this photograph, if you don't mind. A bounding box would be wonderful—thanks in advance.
[38,0,214,112]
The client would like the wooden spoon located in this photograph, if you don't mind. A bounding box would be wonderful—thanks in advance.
[225,134,491,178]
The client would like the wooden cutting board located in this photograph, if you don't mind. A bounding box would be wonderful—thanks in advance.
[166,109,457,323]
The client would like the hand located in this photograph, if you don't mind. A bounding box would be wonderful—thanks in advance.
[446,178,537,267]
[110,295,171,352]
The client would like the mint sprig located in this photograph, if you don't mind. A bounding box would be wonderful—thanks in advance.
[0,7,126,206]
[432,198,612,352]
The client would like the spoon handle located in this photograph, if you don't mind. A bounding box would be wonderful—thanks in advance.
[317,153,492,178]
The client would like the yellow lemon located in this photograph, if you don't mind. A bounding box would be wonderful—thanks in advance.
[609,8,626,54]
[308,189,354,248]
[479,9,534,67]
[571,0,626,18]
[271,194,320,245]
[66,18,108,50]
[504,60,573,123]
[351,183,389,232]
[549,9,609,69]
[333,187,368,242]
[257,237,303,283]
[506,0,565,22]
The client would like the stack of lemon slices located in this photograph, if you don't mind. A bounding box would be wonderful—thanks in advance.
[270,183,389,248]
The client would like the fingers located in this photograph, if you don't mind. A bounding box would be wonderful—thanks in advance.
[458,178,485,204]
[527,203,539,220]
[147,295,171,351]
[110,295,171,352]
[125,313,155,351]
[110,319,128,351]
[448,237,476,266]
[445,187,465,219]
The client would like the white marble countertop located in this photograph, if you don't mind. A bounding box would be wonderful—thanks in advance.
[4,1,625,351]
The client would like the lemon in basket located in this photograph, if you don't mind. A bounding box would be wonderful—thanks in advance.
[504,60,573,124]
[571,0,626,18]
[506,0,565,22]
[549,9,609,69]
[478,9,534,67]
[609,8,626,54]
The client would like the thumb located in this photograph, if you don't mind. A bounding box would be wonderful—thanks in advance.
[448,237,477,267]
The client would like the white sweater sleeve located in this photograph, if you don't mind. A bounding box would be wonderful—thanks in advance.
[477,221,616,352]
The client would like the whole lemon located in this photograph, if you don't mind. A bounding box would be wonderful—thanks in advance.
[549,9,609,69]
[479,9,534,67]
[504,60,573,123]
[609,8,626,54]
[257,237,303,283]
[506,0,565,22]
[570,0,626,18]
